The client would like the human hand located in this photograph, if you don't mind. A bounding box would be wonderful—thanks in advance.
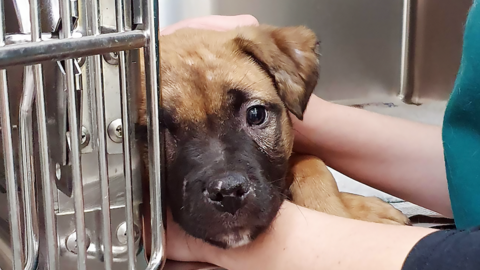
[160,14,259,36]
[165,209,219,263]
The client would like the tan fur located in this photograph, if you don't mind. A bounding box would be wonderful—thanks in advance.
[140,25,410,254]
[287,154,410,225]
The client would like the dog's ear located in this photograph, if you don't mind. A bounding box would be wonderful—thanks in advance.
[233,25,320,120]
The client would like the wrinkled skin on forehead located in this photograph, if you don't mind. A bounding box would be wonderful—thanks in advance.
[138,25,320,248]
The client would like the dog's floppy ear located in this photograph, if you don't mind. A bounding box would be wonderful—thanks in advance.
[233,25,320,120]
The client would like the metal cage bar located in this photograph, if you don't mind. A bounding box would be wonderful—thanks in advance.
[0,31,147,68]
[0,1,24,269]
[0,0,167,268]
[18,65,39,270]
[142,0,167,268]
[29,0,59,268]
[59,0,89,267]
[87,0,114,267]
[115,0,138,268]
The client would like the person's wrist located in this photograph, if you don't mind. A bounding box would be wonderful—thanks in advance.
[210,201,301,270]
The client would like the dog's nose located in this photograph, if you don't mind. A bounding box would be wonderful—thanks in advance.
[205,172,252,215]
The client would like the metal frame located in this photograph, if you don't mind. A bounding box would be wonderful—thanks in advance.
[0,0,166,268]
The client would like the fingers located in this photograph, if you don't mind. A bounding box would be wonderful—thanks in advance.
[160,14,259,36]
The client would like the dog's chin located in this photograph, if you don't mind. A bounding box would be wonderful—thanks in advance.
[177,215,272,249]
[173,200,282,250]
[204,229,254,249]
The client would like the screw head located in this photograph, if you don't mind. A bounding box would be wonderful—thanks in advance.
[116,222,140,245]
[115,125,123,138]
[65,232,91,254]
[108,119,123,143]
[81,126,90,147]
[103,51,119,65]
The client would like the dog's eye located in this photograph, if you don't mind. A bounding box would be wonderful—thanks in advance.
[246,105,267,126]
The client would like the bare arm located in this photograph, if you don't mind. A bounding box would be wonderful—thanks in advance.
[169,201,436,270]
[291,95,452,217]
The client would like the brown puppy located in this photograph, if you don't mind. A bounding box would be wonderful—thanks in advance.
[138,24,410,251]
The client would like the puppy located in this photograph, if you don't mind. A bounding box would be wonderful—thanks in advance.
[138,24,410,251]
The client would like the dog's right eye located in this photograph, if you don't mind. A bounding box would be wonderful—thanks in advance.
[246,105,267,126]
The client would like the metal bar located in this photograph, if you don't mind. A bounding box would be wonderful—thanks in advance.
[19,66,39,270]
[143,0,167,268]
[132,0,143,25]
[11,0,40,268]
[35,63,59,270]
[59,0,87,269]
[0,72,23,270]
[5,32,81,46]
[116,0,137,268]
[0,31,147,68]
[0,1,24,268]
[399,0,412,100]
[87,0,114,267]
[12,0,31,33]
[29,3,60,269]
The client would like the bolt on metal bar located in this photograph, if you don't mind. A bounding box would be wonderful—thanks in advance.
[87,0,114,267]
[59,0,88,268]
[0,0,24,268]
[143,0,167,268]
[18,65,40,270]
[0,30,147,69]
[115,0,137,268]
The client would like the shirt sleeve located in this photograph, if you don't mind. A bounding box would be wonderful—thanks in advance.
[402,226,480,270]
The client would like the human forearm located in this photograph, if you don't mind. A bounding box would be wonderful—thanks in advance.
[291,95,452,217]
[213,201,436,270]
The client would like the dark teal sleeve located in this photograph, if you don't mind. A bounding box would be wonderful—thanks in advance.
[442,0,480,230]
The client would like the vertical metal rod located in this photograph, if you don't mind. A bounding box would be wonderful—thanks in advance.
[11,0,40,268]
[143,0,166,268]
[12,0,31,33]
[35,64,59,270]
[399,0,412,100]
[60,0,88,268]
[115,0,137,268]
[0,1,23,268]
[19,66,40,270]
[87,0,114,268]
[27,0,47,268]
[0,73,23,270]
[29,2,60,268]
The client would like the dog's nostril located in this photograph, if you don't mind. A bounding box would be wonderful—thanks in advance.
[236,188,246,197]
[210,192,224,202]
[205,173,251,215]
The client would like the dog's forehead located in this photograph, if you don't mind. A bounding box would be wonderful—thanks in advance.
[160,30,281,123]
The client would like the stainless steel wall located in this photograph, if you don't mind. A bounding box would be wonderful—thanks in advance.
[406,0,472,103]
[159,0,472,105]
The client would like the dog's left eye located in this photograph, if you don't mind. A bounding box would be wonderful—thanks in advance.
[246,105,267,126]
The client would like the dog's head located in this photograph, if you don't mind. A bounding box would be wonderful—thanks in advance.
[138,25,320,249]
